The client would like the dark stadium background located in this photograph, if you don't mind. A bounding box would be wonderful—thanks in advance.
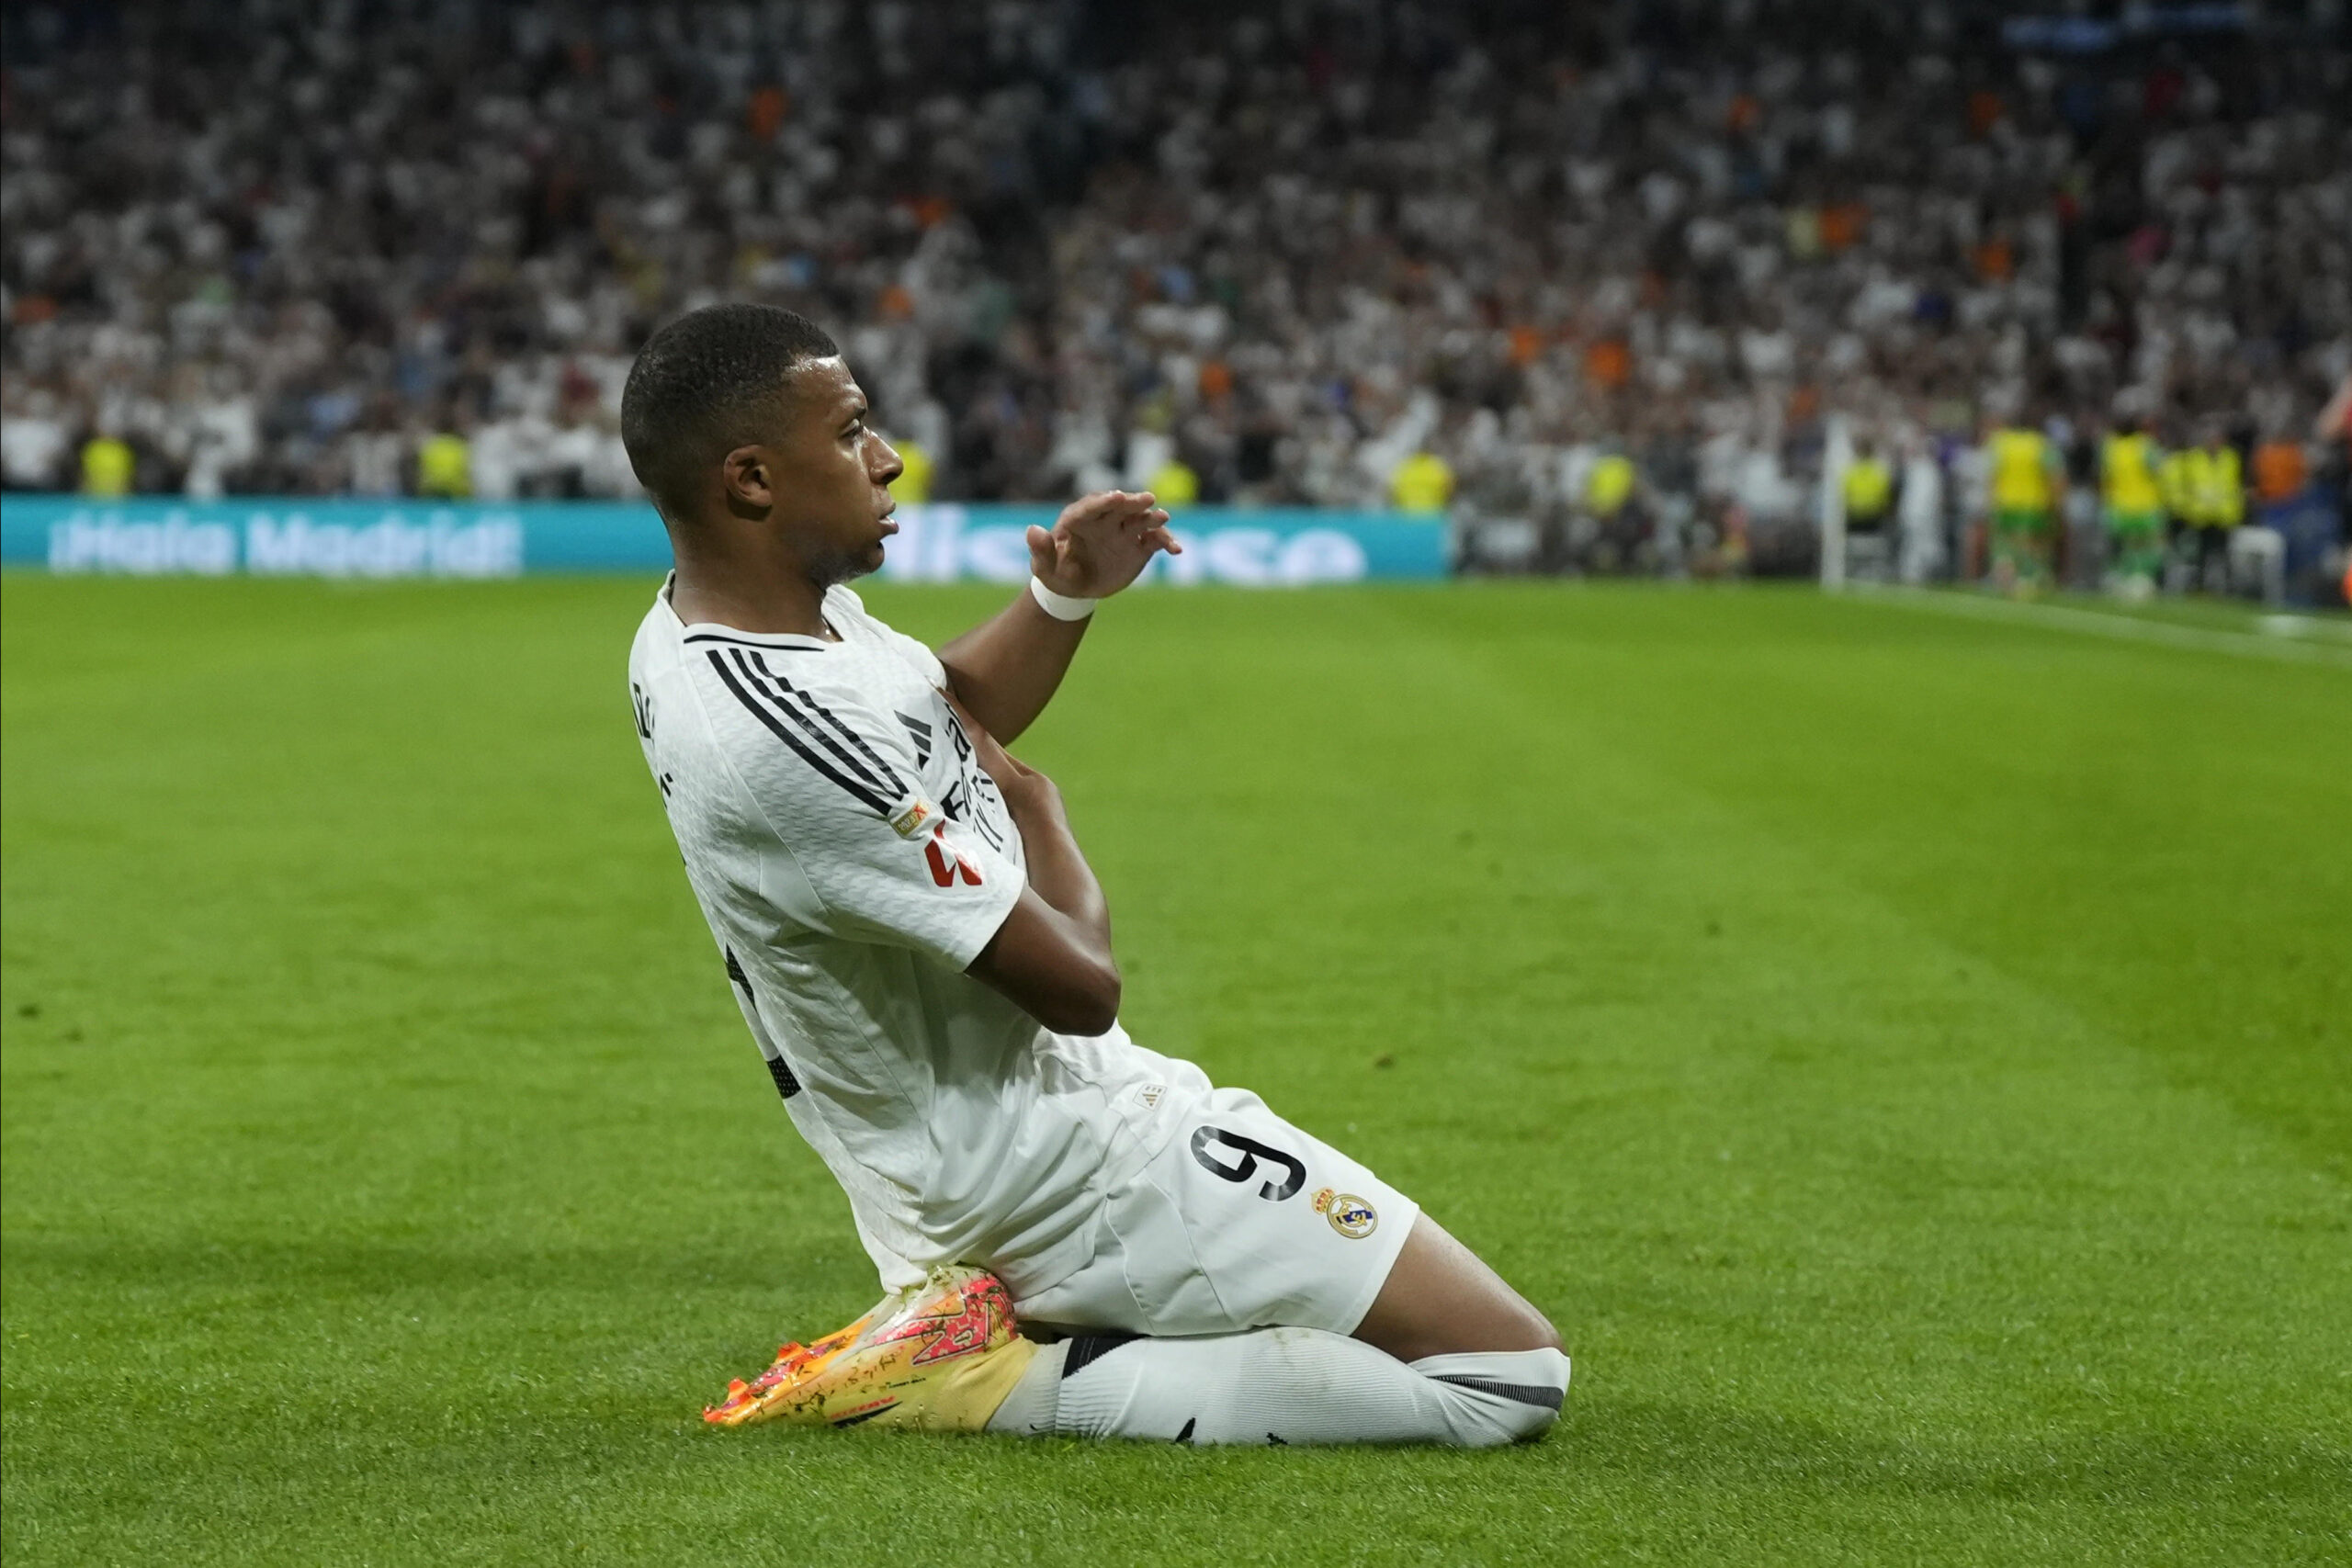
[2,0,2346,599]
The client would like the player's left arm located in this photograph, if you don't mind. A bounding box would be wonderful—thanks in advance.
[935,490,1177,743]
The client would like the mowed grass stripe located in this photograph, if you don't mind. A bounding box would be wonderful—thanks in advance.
[1845,582,2352,667]
[3,576,2345,1567]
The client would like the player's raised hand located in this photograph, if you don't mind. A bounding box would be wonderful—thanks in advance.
[1026,490,1181,601]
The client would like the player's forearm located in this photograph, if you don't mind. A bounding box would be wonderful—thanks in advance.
[1005,788,1112,951]
[937,592,1088,744]
[969,786,1121,1035]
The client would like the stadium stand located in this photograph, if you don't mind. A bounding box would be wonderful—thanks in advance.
[1,2,2346,594]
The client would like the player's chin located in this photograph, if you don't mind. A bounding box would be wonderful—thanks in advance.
[810,536,889,588]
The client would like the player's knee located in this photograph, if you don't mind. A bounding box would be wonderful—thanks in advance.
[1429,1344,1570,1445]
[1426,1299,1562,1359]
[1499,1386,1565,1445]
[1494,1292,1563,1355]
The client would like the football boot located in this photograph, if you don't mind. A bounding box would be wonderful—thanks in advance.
[703,1264,1036,1433]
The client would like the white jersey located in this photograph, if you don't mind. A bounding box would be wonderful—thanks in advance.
[627,580,1202,1295]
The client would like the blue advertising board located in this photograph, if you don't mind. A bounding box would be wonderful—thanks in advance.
[0,496,1446,584]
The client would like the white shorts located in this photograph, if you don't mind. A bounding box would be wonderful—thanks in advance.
[1010,1086,1419,1339]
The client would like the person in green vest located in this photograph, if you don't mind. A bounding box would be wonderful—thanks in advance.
[2184,421,2245,592]
[889,438,935,503]
[1984,417,2063,593]
[1586,450,1637,519]
[415,429,472,498]
[1390,450,1454,513]
[2099,417,2165,598]
[2158,438,2196,529]
[1146,455,1200,507]
[1841,438,1894,537]
[80,433,135,497]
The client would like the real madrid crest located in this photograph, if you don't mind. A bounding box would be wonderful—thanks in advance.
[1311,1186,1378,1239]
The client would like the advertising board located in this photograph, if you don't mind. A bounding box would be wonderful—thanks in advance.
[0,497,1446,584]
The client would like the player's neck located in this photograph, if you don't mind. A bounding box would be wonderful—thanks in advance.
[668,544,836,639]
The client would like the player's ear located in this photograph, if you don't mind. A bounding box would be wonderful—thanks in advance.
[721,446,775,514]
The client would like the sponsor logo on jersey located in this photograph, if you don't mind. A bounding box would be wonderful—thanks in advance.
[888,796,939,839]
[1313,1188,1378,1239]
[923,826,983,887]
[1135,1083,1165,1109]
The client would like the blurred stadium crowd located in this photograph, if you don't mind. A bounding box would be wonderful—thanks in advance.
[3,1,2347,598]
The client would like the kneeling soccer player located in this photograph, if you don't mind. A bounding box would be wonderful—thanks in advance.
[619,304,1567,1446]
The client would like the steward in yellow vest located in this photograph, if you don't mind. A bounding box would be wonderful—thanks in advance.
[2186,443,2244,530]
[1586,453,1636,517]
[2158,447,2195,525]
[1147,457,1200,507]
[1842,449,1894,532]
[416,432,471,498]
[1390,451,1454,513]
[889,439,935,504]
[2181,431,2245,592]
[80,434,135,497]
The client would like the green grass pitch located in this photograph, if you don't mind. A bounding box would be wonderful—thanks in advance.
[3,575,2346,1566]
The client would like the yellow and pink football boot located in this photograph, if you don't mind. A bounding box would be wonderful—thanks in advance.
[703,1265,1036,1433]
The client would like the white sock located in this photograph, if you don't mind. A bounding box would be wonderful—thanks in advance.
[985,1328,1568,1448]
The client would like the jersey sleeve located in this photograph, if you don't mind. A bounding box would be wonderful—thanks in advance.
[701,646,1022,970]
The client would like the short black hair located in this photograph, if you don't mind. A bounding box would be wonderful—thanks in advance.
[620,303,839,517]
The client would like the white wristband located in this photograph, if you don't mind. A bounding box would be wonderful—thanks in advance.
[1029,576,1098,621]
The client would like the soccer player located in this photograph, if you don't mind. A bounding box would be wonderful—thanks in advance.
[618,304,1567,1447]
[1984,414,2063,594]
[2099,416,2165,598]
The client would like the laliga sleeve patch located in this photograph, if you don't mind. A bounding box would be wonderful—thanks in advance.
[888,795,940,839]
[1311,1187,1378,1239]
